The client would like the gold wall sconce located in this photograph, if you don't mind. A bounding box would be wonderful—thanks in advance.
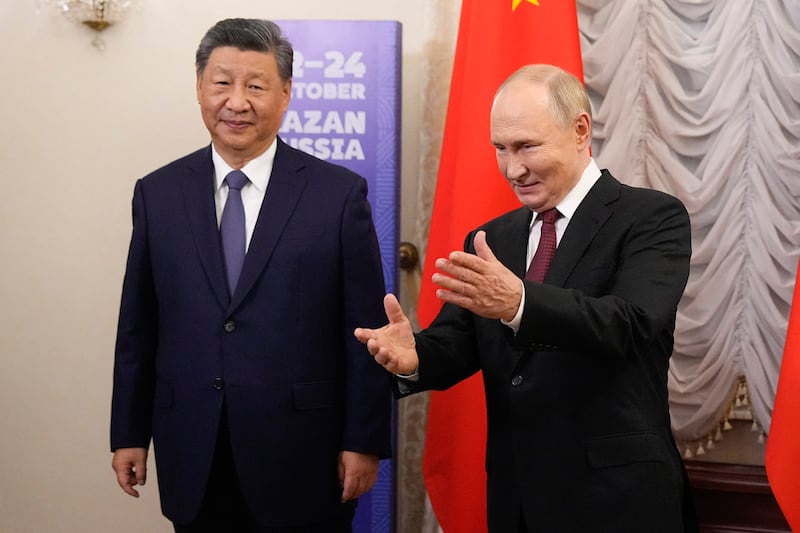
[37,0,140,50]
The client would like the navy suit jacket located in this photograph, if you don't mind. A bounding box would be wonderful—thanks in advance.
[407,171,694,532]
[111,139,392,525]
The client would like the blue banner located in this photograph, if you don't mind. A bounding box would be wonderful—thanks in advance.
[277,20,402,533]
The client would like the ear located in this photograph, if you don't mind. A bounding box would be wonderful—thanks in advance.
[282,79,292,105]
[574,112,591,150]
[195,72,203,103]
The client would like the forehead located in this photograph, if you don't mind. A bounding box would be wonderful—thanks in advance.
[205,46,278,76]
[491,82,555,137]
[492,81,549,119]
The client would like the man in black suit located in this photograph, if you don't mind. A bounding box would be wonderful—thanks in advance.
[110,18,391,532]
[355,64,696,532]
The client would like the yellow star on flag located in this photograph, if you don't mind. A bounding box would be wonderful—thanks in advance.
[512,0,540,10]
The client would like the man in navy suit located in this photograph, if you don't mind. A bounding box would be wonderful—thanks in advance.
[356,64,697,532]
[110,18,391,532]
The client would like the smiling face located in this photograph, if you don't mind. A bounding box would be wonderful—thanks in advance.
[196,46,291,168]
[490,79,591,212]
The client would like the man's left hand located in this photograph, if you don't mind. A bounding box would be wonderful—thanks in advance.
[338,451,379,502]
[432,230,523,321]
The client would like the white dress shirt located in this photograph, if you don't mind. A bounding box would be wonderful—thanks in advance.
[504,158,602,332]
[212,140,277,251]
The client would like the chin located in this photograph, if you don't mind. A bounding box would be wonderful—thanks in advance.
[515,194,541,211]
[216,134,251,149]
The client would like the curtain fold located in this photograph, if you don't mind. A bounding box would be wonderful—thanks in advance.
[579,0,800,448]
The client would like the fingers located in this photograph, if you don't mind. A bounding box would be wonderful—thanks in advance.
[339,452,379,502]
[353,327,372,344]
[472,230,498,262]
[430,231,523,320]
[383,293,406,324]
[434,232,498,289]
[112,448,147,498]
[133,456,147,487]
[371,343,412,374]
[354,293,403,344]
[114,465,141,498]
[353,294,419,375]
[341,473,359,502]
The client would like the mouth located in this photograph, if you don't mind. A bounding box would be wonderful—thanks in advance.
[222,119,251,130]
[514,181,541,193]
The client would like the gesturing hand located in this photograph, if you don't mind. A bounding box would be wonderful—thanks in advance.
[354,294,419,375]
[432,230,523,322]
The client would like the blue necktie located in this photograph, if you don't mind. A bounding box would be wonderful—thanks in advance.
[220,170,249,295]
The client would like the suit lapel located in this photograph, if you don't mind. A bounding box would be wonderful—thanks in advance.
[487,208,532,372]
[180,145,230,309]
[487,207,533,277]
[229,139,309,311]
[546,171,620,286]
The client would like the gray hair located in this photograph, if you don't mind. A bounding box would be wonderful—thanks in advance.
[195,18,293,81]
[498,64,592,129]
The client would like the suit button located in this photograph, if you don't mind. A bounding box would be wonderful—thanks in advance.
[511,375,524,386]
[213,377,224,390]
[223,321,236,333]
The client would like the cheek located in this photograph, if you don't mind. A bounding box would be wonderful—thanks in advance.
[255,98,284,119]
[199,96,221,116]
[495,158,505,175]
[495,154,510,174]
[527,154,559,176]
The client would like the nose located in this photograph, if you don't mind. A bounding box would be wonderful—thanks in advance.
[505,153,528,182]
[226,85,251,112]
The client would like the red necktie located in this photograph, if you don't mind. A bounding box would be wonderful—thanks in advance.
[525,208,561,283]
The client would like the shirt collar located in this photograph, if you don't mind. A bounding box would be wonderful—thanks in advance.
[212,139,277,193]
[532,158,602,226]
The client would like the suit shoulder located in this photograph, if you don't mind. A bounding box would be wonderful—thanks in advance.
[599,170,687,214]
[278,140,365,185]
[139,146,210,184]
[619,183,688,220]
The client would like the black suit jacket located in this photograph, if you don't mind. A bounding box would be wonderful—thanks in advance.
[409,171,694,532]
[111,139,392,526]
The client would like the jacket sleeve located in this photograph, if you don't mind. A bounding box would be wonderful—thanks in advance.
[110,179,158,451]
[339,177,393,458]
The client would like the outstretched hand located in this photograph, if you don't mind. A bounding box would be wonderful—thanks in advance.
[354,294,419,375]
[432,230,523,321]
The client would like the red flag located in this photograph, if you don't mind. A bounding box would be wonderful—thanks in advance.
[766,261,800,531]
[419,1,583,531]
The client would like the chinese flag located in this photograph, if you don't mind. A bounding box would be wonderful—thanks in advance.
[419,0,583,531]
[766,261,800,531]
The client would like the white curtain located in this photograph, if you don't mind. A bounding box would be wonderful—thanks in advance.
[400,0,800,530]
[578,0,800,450]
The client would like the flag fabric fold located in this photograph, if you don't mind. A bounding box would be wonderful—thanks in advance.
[419,1,584,531]
[766,260,800,531]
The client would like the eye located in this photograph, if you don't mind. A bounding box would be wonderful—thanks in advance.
[249,84,264,91]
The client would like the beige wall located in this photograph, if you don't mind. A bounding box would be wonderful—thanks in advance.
[0,2,428,531]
